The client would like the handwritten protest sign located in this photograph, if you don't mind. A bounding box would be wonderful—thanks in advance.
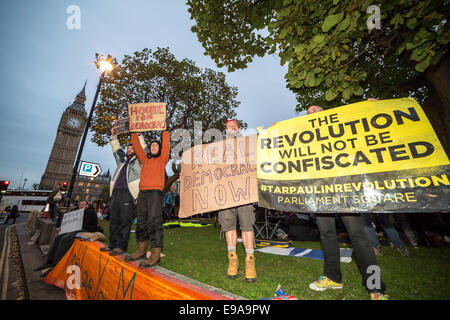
[179,135,258,218]
[257,98,450,214]
[111,117,129,135]
[59,209,84,235]
[128,102,166,132]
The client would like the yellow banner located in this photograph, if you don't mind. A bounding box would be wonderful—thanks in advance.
[257,98,450,213]
[258,98,449,180]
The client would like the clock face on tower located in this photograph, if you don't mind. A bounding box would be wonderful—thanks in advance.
[67,117,81,129]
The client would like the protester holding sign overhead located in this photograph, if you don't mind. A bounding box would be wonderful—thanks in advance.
[304,104,390,300]
[128,114,170,268]
[100,128,148,257]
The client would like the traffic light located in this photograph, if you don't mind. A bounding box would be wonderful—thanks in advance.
[0,180,10,192]
[62,181,68,188]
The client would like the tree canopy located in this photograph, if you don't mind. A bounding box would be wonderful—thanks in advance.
[187,0,449,152]
[90,47,244,189]
[91,47,244,146]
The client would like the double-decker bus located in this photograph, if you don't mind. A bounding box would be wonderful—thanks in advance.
[0,190,53,213]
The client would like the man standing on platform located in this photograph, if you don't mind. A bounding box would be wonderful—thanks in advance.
[218,119,257,283]
[101,130,147,256]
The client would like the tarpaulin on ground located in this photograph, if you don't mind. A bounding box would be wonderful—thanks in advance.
[179,135,258,218]
[255,239,294,248]
[43,239,231,300]
[163,221,212,228]
[255,247,353,263]
[257,98,450,213]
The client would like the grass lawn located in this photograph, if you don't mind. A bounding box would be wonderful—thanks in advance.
[98,219,450,300]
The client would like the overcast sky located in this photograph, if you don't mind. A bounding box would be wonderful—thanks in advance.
[0,0,302,189]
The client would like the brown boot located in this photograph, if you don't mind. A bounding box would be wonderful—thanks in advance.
[139,247,161,268]
[245,254,257,282]
[124,241,148,262]
[109,248,125,256]
[227,252,238,279]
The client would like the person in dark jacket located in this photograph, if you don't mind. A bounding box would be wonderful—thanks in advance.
[101,130,148,256]
[287,213,320,241]
[46,184,66,219]
[163,186,176,221]
[34,200,99,277]
[3,205,19,225]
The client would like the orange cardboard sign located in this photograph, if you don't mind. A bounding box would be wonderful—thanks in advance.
[44,240,231,300]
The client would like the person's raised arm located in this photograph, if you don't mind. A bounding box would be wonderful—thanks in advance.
[161,130,170,164]
[138,133,149,154]
[110,129,126,165]
[131,132,147,162]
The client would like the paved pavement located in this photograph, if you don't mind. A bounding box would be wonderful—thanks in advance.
[0,212,66,300]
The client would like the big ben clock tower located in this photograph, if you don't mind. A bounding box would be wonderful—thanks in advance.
[39,83,88,189]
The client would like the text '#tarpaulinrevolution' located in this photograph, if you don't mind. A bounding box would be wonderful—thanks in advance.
[257,98,450,213]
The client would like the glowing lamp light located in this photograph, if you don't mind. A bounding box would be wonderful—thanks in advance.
[98,59,113,73]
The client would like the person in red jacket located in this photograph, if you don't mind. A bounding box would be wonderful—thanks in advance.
[127,130,170,268]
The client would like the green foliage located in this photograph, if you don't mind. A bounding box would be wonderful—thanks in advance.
[91,47,244,147]
[187,0,449,111]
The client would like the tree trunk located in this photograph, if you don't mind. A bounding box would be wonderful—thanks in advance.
[421,54,450,158]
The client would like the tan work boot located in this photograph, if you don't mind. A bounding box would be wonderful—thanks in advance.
[139,247,162,268]
[124,241,148,262]
[245,254,257,282]
[227,252,239,279]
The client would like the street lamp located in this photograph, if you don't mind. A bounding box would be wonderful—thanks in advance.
[98,59,114,73]
[66,55,115,205]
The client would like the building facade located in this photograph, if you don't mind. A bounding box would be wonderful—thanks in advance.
[72,170,111,204]
[39,83,87,190]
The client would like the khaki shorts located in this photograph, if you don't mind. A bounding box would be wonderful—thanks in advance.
[218,204,255,232]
